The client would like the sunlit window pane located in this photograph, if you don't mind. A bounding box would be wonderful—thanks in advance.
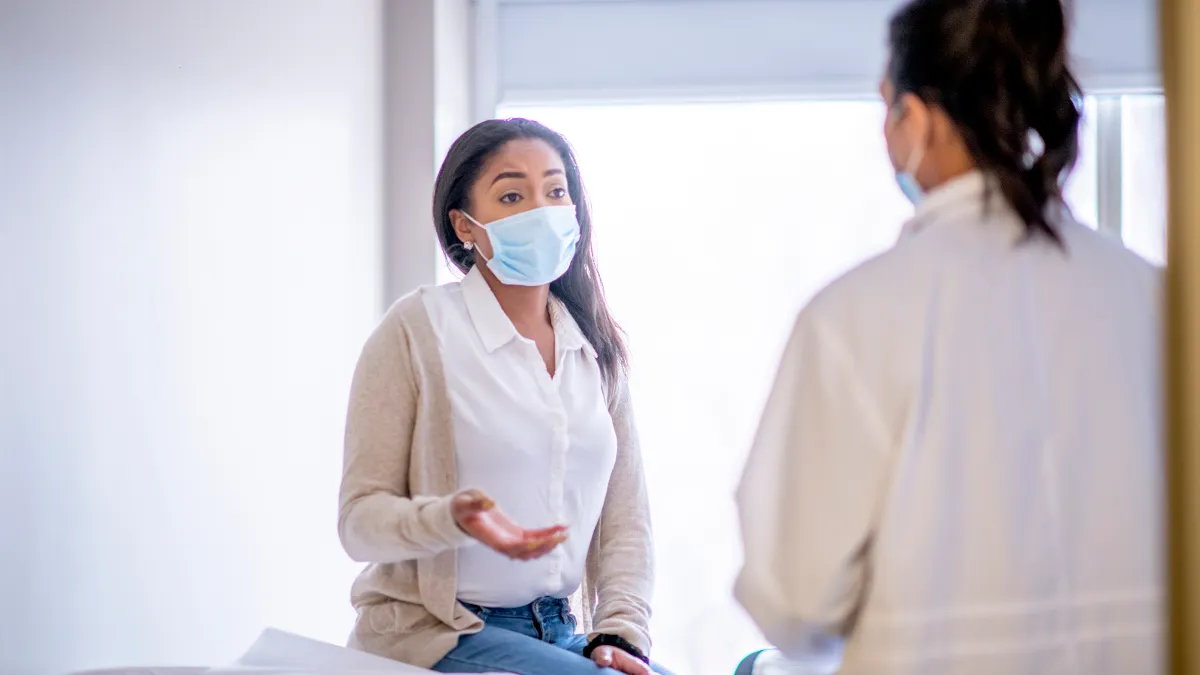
[497,101,903,674]
[1065,97,1100,229]
[1121,95,1167,266]
[486,99,1103,674]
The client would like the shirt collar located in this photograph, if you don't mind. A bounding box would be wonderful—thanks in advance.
[899,170,989,240]
[461,266,596,358]
[462,267,518,353]
[549,299,597,359]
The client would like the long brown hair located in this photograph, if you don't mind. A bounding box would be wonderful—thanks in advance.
[432,118,628,386]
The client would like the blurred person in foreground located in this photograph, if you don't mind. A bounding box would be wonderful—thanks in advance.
[735,1,1163,674]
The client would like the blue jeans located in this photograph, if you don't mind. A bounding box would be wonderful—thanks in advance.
[432,597,673,675]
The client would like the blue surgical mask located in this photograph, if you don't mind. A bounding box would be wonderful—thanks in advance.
[895,138,927,206]
[463,205,580,286]
[889,102,928,206]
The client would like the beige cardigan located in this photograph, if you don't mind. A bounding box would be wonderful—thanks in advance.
[338,290,654,668]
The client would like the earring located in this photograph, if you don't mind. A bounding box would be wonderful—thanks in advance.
[463,241,474,251]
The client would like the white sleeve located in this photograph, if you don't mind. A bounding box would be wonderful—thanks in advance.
[734,311,891,671]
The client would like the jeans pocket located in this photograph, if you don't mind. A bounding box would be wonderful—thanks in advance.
[560,606,579,634]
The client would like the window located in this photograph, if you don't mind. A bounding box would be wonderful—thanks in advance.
[1121,94,1168,265]
[1066,97,1100,229]
[494,99,1103,675]
[459,93,1169,673]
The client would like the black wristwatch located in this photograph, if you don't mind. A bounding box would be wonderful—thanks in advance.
[583,634,649,664]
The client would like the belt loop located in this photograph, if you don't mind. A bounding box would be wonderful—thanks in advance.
[532,599,545,641]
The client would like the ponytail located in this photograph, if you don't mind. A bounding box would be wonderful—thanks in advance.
[889,0,1083,243]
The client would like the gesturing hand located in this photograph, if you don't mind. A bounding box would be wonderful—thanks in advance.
[451,489,568,560]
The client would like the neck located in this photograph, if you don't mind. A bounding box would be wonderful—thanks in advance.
[923,147,977,192]
[478,266,551,325]
[935,163,976,186]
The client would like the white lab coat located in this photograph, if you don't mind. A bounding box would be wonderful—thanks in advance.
[735,172,1164,675]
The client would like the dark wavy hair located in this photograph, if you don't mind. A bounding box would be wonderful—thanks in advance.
[432,118,627,386]
[888,0,1083,243]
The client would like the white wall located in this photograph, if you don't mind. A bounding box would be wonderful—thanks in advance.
[0,2,384,673]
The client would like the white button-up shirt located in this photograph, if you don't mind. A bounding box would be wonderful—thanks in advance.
[736,172,1164,675]
[423,266,618,608]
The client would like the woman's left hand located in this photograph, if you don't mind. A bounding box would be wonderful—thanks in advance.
[590,645,652,675]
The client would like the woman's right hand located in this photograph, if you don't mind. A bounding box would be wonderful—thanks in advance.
[451,489,568,560]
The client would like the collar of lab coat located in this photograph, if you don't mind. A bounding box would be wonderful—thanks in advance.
[898,170,989,240]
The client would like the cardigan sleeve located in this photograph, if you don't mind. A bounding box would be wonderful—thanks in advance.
[585,372,654,656]
[338,308,473,563]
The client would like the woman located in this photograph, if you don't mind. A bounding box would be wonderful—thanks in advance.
[338,118,669,675]
[736,1,1163,675]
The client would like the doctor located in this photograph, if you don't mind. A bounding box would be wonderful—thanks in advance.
[735,1,1163,674]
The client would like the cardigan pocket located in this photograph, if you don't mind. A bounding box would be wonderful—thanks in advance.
[363,600,439,636]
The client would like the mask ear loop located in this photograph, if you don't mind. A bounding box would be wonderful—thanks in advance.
[460,211,492,262]
[905,133,928,177]
[894,100,928,177]
[889,97,930,176]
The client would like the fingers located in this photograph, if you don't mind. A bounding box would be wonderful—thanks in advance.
[592,646,652,675]
[507,532,568,561]
[473,519,568,559]
[525,524,568,539]
[452,491,567,559]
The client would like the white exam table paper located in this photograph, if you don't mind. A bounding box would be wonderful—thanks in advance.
[205,628,512,675]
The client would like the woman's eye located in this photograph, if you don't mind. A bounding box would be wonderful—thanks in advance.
[549,187,568,199]
[499,192,521,204]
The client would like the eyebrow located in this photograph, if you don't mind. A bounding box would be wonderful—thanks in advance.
[490,168,565,185]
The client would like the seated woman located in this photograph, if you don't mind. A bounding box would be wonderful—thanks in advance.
[338,118,669,675]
